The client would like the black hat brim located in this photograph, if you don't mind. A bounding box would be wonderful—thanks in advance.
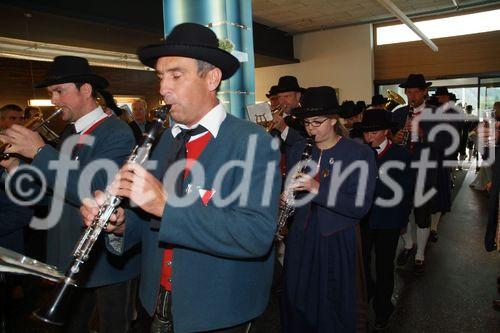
[368,99,388,107]
[291,106,341,118]
[340,109,363,119]
[274,86,306,94]
[138,43,240,80]
[34,74,109,89]
[358,122,398,132]
[399,82,432,88]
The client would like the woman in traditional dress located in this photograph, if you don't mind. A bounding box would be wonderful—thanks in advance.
[281,86,377,333]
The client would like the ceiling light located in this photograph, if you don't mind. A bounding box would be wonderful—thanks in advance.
[0,37,152,71]
[28,99,53,107]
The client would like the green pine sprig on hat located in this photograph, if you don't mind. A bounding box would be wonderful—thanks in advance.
[218,38,234,53]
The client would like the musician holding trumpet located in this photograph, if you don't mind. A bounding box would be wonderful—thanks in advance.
[0,56,139,333]
[270,75,307,142]
[0,104,34,332]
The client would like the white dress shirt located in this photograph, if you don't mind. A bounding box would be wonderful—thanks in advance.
[171,103,227,141]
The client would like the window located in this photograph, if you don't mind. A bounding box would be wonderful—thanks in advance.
[376,9,500,46]
[377,76,498,116]
[479,77,500,111]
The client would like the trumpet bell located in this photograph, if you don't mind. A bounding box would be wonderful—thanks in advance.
[255,104,287,132]
[271,104,287,116]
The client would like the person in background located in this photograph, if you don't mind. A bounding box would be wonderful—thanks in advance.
[392,74,458,275]
[268,76,308,294]
[478,114,500,310]
[0,55,139,333]
[0,104,24,128]
[1,104,34,333]
[340,100,364,141]
[24,106,43,120]
[368,95,388,110]
[270,75,307,145]
[267,85,280,110]
[429,91,461,242]
[464,105,479,163]
[359,109,413,330]
[0,103,34,255]
[99,90,123,117]
[281,86,376,333]
[0,184,33,333]
[433,87,451,105]
[357,100,367,113]
[127,99,154,143]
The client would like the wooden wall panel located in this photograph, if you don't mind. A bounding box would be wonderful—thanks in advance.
[0,57,160,110]
[374,30,500,81]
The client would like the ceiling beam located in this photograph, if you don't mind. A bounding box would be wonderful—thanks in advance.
[376,0,439,52]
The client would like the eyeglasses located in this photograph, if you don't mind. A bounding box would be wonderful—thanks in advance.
[302,118,328,127]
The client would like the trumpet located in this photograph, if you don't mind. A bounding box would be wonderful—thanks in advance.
[0,108,63,159]
[28,114,61,143]
[33,105,171,326]
[271,103,287,117]
[256,104,287,132]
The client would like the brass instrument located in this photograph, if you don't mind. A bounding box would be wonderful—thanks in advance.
[27,114,61,143]
[276,136,314,240]
[1,108,62,159]
[385,90,406,111]
[256,104,287,132]
[32,105,171,326]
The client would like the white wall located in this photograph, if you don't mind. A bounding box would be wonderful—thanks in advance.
[254,24,374,104]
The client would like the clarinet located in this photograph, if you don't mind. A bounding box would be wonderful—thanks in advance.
[33,105,171,326]
[400,106,415,147]
[276,136,314,240]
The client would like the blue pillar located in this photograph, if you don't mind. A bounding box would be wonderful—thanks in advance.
[162,0,255,119]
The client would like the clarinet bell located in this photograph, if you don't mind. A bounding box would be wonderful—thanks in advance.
[32,277,76,326]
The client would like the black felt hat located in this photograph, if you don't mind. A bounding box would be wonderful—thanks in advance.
[34,56,108,89]
[369,94,388,106]
[266,85,279,98]
[399,74,432,88]
[99,90,123,116]
[290,86,341,118]
[448,93,459,102]
[274,75,305,94]
[137,22,240,80]
[356,100,367,110]
[433,87,450,96]
[358,108,397,132]
[340,100,363,119]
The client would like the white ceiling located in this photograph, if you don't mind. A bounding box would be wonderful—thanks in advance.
[252,0,500,34]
